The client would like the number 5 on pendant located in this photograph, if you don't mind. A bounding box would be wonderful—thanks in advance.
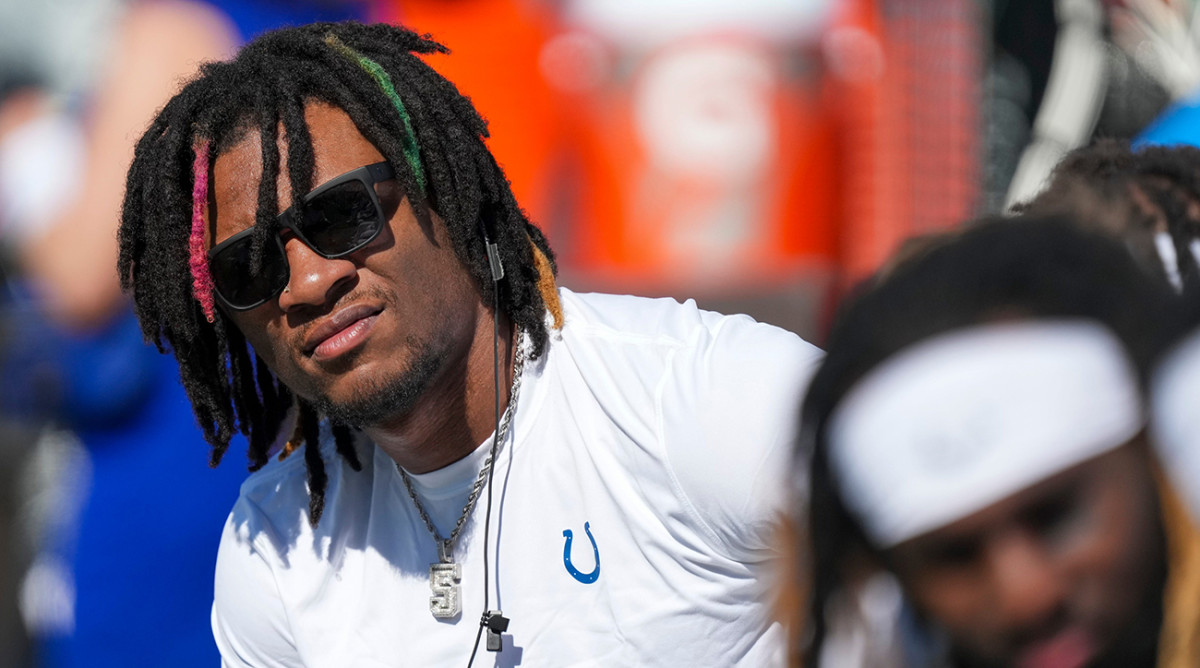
[429,562,461,618]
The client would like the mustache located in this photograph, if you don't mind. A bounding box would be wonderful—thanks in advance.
[287,283,397,354]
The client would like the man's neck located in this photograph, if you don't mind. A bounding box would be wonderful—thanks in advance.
[365,309,516,474]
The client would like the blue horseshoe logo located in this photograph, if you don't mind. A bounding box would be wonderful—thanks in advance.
[562,522,600,584]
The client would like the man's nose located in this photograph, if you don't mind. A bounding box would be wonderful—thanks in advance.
[988,530,1067,630]
[276,237,357,311]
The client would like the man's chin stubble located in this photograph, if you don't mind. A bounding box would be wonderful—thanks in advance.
[312,342,445,429]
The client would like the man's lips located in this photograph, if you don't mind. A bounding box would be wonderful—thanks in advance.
[302,303,383,361]
[1014,627,1097,668]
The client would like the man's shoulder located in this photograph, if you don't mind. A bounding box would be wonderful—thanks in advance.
[557,287,821,364]
[557,289,700,345]
[228,431,375,541]
[234,440,313,510]
[550,289,822,560]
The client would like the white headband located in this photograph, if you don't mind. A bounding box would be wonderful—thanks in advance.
[1152,329,1200,520]
[828,320,1145,548]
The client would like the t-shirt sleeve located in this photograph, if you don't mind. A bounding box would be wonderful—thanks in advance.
[661,311,823,562]
[212,496,303,668]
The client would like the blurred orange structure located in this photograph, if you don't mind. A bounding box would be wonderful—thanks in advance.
[384,0,983,335]
[382,0,566,237]
[553,32,838,297]
[829,0,981,283]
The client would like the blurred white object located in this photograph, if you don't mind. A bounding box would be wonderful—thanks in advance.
[16,427,91,636]
[1111,0,1200,101]
[819,572,907,668]
[0,108,84,244]
[561,0,837,47]
[1152,327,1200,521]
[1004,0,1108,209]
[19,555,75,635]
[0,0,125,100]
[634,44,775,185]
[829,320,1144,547]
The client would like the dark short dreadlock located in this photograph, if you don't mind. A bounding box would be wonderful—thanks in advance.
[1017,138,1200,293]
[117,22,560,526]
[797,214,1181,665]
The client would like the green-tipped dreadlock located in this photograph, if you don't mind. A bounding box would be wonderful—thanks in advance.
[324,34,426,194]
[117,22,559,526]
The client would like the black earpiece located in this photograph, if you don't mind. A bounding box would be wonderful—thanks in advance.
[479,212,504,282]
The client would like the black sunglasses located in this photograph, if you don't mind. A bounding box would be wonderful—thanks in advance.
[208,161,395,311]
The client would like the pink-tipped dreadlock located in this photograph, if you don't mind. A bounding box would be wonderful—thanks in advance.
[189,141,216,322]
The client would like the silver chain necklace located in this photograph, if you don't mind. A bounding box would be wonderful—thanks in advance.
[396,335,525,619]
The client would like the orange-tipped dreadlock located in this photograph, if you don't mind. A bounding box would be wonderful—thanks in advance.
[533,239,562,330]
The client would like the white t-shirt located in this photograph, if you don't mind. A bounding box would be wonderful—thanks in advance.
[212,289,823,667]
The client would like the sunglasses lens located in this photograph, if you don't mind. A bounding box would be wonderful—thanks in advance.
[296,179,383,256]
[210,237,288,309]
[207,167,388,311]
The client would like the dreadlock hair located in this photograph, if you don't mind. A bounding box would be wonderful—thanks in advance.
[117,22,560,526]
[797,214,1182,664]
[1017,138,1200,294]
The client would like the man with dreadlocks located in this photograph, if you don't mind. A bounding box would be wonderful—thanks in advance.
[117,21,821,667]
[798,216,1199,668]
